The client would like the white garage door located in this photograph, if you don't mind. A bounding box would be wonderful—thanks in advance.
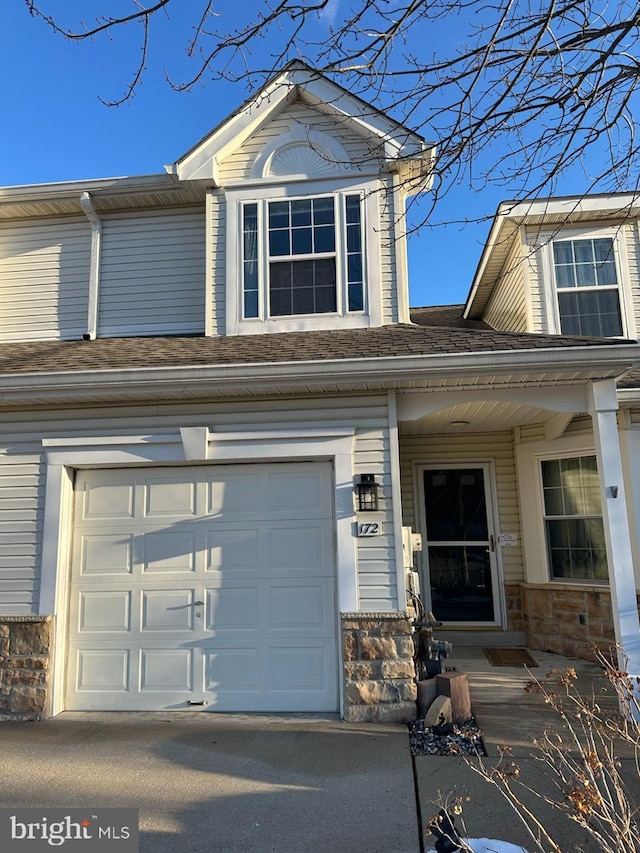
[65,462,338,712]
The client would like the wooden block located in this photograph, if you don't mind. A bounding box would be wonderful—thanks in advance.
[417,678,437,717]
[436,671,472,724]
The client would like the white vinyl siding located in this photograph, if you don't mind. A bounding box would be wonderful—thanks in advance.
[218,100,382,184]
[98,208,206,337]
[624,222,640,337]
[379,176,398,324]
[209,192,226,336]
[399,431,524,584]
[525,226,551,332]
[0,444,44,612]
[0,216,90,342]
[0,393,397,615]
[483,233,528,332]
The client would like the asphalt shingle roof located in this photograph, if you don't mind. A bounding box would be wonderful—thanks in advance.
[0,322,630,376]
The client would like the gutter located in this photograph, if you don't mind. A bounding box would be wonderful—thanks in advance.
[79,193,102,340]
[0,343,638,404]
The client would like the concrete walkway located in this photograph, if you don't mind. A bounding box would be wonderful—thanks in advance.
[0,713,420,853]
[415,647,639,853]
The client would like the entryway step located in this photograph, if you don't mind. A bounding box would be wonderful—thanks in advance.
[435,630,527,647]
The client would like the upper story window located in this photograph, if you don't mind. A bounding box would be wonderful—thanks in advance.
[552,237,623,336]
[241,193,364,321]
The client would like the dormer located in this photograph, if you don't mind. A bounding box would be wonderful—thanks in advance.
[168,62,435,336]
[465,194,640,339]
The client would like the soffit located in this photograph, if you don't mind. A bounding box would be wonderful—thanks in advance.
[0,177,208,221]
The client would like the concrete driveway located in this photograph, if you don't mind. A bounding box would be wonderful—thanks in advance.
[0,712,420,853]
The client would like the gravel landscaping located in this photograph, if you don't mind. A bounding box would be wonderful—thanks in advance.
[409,716,486,756]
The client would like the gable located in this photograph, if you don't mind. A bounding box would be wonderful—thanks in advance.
[218,96,384,186]
[171,62,431,185]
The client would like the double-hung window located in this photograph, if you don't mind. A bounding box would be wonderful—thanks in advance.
[241,193,364,320]
[551,237,623,336]
[541,455,608,582]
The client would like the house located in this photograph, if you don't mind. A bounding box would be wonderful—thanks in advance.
[0,63,639,723]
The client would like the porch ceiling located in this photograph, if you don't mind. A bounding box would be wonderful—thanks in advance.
[398,398,552,435]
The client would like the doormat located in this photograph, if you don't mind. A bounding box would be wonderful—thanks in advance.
[483,647,538,667]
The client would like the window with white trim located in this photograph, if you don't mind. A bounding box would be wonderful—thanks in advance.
[551,237,623,336]
[241,193,364,320]
[541,455,608,582]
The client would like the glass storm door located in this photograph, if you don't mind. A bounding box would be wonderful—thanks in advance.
[422,465,499,623]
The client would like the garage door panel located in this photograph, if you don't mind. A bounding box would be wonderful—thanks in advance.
[205,528,260,573]
[205,649,260,692]
[206,587,259,631]
[139,649,193,692]
[207,473,260,518]
[81,481,135,520]
[79,533,134,576]
[267,525,332,574]
[142,529,197,573]
[268,645,330,692]
[141,589,196,631]
[265,470,332,517]
[143,477,198,518]
[267,584,331,632]
[76,649,130,692]
[78,591,131,633]
[67,463,338,712]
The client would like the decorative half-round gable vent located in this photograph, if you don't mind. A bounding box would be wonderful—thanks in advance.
[251,125,351,180]
[266,143,336,178]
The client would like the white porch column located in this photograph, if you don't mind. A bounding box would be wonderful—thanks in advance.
[588,379,640,676]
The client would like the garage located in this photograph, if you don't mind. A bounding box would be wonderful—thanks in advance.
[65,462,338,712]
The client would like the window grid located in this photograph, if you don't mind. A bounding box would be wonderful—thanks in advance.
[552,238,623,336]
[242,203,259,319]
[541,455,608,582]
[345,194,364,311]
[241,194,365,320]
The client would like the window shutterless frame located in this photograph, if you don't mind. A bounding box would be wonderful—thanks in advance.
[540,454,608,583]
[240,192,366,321]
[540,226,635,339]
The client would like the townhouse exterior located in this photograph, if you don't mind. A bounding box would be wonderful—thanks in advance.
[0,63,639,722]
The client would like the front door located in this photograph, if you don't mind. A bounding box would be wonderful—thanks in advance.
[421,464,500,623]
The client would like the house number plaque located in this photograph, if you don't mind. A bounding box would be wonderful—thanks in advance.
[357,522,382,536]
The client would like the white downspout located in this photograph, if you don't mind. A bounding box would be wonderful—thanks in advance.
[80,191,102,340]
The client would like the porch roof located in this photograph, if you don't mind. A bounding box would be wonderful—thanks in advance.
[0,321,631,377]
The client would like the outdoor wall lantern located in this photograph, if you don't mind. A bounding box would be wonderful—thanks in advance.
[356,474,379,512]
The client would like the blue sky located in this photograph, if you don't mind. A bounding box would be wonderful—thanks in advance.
[0,1,603,308]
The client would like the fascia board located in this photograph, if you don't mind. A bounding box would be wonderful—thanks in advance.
[0,173,177,202]
[174,67,428,181]
[463,209,513,318]
[0,345,638,403]
[175,83,294,181]
[503,193,640,220]
[295,78,425,157]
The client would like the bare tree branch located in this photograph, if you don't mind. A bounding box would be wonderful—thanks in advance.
[22,0,640,220]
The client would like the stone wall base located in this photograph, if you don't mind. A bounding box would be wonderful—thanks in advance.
[505,583,524,633]
[521,584,617,660]
[341,612,416,723]
[0,616,52,721]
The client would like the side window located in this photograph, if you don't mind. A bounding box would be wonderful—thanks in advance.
[551,237,623,336]
[241,193,364,320]
[541,455,607,582]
